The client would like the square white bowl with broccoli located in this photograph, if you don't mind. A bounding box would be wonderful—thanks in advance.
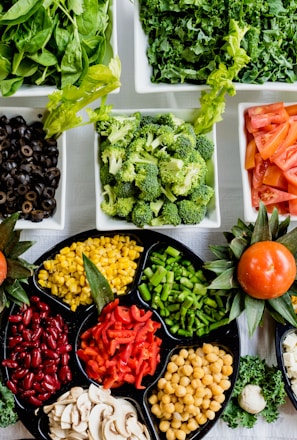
[94,108,220,229]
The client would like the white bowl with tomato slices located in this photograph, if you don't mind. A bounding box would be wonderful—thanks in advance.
[239,101,297,222]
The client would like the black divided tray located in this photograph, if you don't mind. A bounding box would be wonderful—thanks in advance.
[1,229,241,440]
[275,323,297,410]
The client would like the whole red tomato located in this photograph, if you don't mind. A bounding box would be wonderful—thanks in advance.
[237,241,296,299]
[0,251,7,285]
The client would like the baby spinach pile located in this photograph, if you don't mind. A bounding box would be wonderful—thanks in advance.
[139,0,297,86]
[0,0,113,96]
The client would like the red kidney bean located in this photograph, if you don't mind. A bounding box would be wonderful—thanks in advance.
[2,295,73,407]
[22,307,33,326]
[6,380,17,394]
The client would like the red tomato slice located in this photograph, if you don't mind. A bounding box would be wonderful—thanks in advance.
[245,138,257,170]
[272,143,297,171]
[247,102,285,116]
[284,167,297,186]
[254,121,290,160]
[285,104,297,116]
[251,185,297,208]
[271,117,297,160]
[249,108,289,130]
[263,164,288,190]
[252,153,269,188]
[288,182,297,215]
[265,201,289,215]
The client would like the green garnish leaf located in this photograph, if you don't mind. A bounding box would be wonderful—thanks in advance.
[267,293,297,328]
[83,253,114,314]
[244,295,265,336]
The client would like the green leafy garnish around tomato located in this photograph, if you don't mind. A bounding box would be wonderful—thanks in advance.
[222,355,286,428]
[244,101,297,216]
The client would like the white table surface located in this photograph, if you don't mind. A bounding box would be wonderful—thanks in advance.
[1,0,297,438]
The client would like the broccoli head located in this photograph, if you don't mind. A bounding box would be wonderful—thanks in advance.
[100,184,117,217]
[100,162,115,186]
[113,181,136,198]
[169,135,196,161]
[127,149,158,166]
[96,113,141,147]
[116,197,136,218]
[101,144,126,175]
[177,200,207,225]
[189,184,214,207]
[131,201,153,227]
[135,163,162,202]
[174,122,197,148]
[171,160,208,197]
[155,113,184,129]
[115,161,136,183]
[159,157,184,184]
[196,134,215,161]
[151,201,181,226]
[150,125,175,149]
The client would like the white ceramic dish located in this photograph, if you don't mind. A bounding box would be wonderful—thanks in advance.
[94,108,220,230]
[0,107,66,230]
[238,102,297,223]
[134,1,297,94]
[2,0,118,98]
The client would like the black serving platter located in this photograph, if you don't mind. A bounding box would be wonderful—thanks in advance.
[275,323,297,410]
[1,229,241,440]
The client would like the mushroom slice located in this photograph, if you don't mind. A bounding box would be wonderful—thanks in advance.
[72,421,88,433]
[57,390,71,401]
[113,399,137,437]
[126,415,150,440]
[88,403,108,440]
[88,384,114,407]
[103,418,127,440]
[50,425,69,439]
[70,387,85,400]
[61,403,74,429]
[77,391,92,422]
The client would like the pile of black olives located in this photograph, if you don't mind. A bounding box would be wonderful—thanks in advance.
[0,115,60,222]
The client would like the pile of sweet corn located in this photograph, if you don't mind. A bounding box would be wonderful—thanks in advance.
[38,235,144,311]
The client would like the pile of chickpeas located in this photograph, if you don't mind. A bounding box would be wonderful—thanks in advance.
[149,343,233,440]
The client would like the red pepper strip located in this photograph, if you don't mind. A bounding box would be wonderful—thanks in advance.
[130,305,153,322]
[101,298,120,316]
[135,361,150,390]
[114,305,132,324]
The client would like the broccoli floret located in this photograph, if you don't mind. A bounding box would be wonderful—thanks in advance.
[127,150,158,166]
[116,197,136,217]
[171,160,208,197]
[114,181,136,198]
[131,201,153,227]
[151,201,181,226]
[135,163,162,202]
[169,135,196,161]
[174,122,196,148]
[189,184,214,206]
[150,125,175,149]
[100,162,115,186]
[101,145,126,175]
[161,184,177,203]
[115,161,136,183]
[177,200,208,225]
[140,115,157,126]
[96,113,141,147]
[150,199,164,217]
[134,123,160,147]
[159,157,184,184]
[100,184,117,217]
[196,134,215,161]
[155,113,184,129]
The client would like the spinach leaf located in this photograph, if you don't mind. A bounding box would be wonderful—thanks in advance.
[0,0,43,25]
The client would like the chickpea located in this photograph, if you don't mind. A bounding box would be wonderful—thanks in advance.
[174,402,184,413]
[202,398,211,409]
[196,413,207,425]
[151,403,162,417]
[179,364,193,377]
[161,394,172,404]
[183,394,194,405]
[214,394,226,404]
[187,417,199,432]
[204,409,216,420]
[175,355,185,367]
[193,366,204,379]
[179,348,189,359]
[222,365,233,376]
[164,382,175,394]
[175,385,187,398]
[172,373,180,384]
[159,420,171,432]
[167,361,179,373]
[171,419,182,429]
[165,371,173,381]
[220,379,231,390]
[148,394,158,405]
[179,375,190,387]
[166,428,175,440]
[206,352,219,363]
[176,429,186,440]
[163,402,176,414]
[202,373,213,386]
[210,400,222,412]
[158,377,167,389]
[222,353,233,365]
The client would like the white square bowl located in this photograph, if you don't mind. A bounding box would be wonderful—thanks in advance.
[0,107,66,230]
[134,1,297,94]
[1,0,118,97]
[238,102,297,223]
[94,108,220,230]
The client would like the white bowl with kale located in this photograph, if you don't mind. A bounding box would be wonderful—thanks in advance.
[0,107,66,230]
[94,108,220,230]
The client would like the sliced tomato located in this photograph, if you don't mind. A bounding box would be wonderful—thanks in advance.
[254,121,290,160]
[284,167,297,186]
[247,102,285,117]
[245,138,257,170]
[285,104,297,116]
[251,185,297,208]
[272,143,297,171]
[252,153,269,188]
[265,201,289,215]
[288,182,297,215]
[263,164,288,190]
[271,117,297,160]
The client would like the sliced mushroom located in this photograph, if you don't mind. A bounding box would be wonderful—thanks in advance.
[103,418,127,440]
[60,403,74,429]
[77,392,92,422]
[88,404,108,440]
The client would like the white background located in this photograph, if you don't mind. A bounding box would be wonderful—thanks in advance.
[1,0,297,438]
